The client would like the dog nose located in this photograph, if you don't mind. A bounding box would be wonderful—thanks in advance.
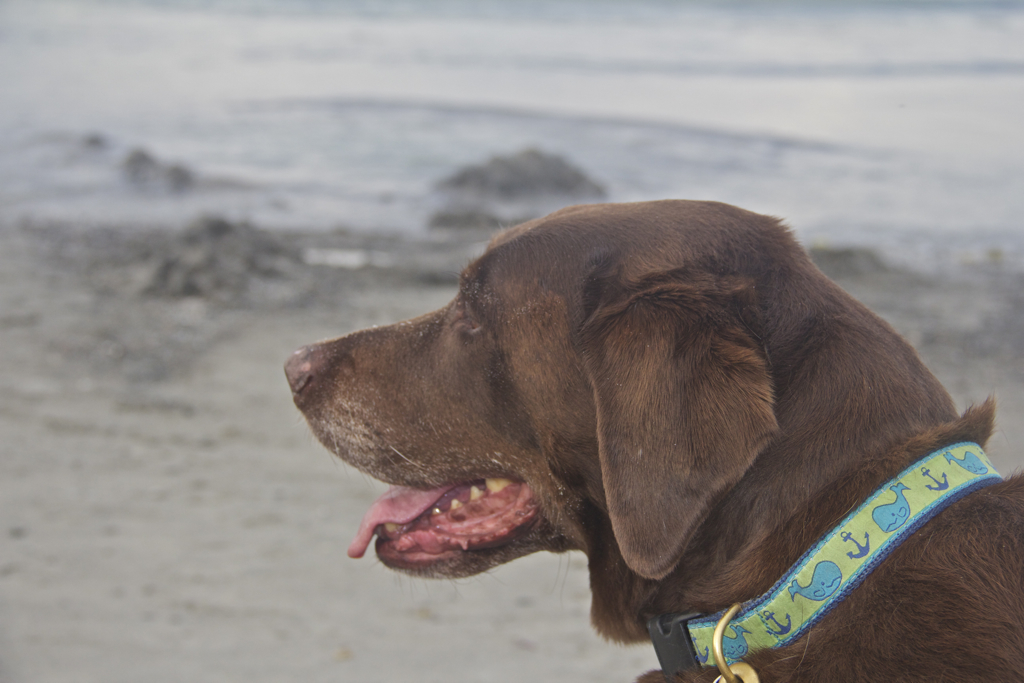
[285,345,320,396]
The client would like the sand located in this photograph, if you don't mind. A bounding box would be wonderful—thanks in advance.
[1,221,1022,683]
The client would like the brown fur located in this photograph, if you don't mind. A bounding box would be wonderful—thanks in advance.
[286,201,1024,681]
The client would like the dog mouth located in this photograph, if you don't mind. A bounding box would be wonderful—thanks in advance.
[347,478,540,566]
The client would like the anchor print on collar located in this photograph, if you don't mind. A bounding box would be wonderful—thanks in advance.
[921,467,949,491]
[943,448,989,475]
[695,645,709,665]
[721,624,752,660]
[788,560,843,601]
[761,610,792,636]
[872,482,912,532]
[840,531,870,559]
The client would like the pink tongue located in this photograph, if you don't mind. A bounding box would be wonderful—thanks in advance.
[347,484,454,558]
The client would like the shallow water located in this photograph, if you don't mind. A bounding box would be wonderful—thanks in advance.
[2,0,1023,268]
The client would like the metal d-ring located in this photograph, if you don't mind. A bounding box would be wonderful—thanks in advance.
[711,603,760,683]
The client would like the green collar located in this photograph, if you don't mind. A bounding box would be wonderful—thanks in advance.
[649,442,1001,675]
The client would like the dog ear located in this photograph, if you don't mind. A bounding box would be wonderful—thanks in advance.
[579,268,777,580]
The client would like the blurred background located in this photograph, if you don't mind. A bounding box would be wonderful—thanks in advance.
[2,1,1024,682]
[3,0,1024,262]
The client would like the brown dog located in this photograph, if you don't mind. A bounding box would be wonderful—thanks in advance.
[285,201,1024,681]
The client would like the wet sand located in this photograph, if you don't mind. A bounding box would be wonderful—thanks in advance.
[1,220,1022,683]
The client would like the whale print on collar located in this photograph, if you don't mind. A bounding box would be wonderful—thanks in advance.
[872,482,912,533]
[788,561,843,601]
[944,448,989,475]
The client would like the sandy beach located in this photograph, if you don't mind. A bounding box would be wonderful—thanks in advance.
[1,217,1022,683]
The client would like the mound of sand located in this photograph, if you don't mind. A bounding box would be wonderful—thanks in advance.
[122,147,195,193]
[437,148,606,201]
[430,148,606,232]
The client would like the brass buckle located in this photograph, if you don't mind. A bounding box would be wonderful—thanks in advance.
[712,603,760,683]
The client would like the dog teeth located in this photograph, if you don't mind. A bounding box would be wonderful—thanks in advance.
[384,523,400,533]
[449,499,462,510]
[485,478,512,493]
[432,507,443,516]
[469,485,484,500]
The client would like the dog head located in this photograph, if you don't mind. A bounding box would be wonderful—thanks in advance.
[286,200,796,583]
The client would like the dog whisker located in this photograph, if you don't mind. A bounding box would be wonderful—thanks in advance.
[388,444,424,470]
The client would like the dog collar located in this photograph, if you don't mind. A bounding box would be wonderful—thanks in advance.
[648,442,1001,677]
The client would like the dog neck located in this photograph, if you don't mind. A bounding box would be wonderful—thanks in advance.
[646,442,1001,679]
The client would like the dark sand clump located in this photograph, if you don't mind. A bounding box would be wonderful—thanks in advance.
[430,148,606,232]
[122,147,196,193]
[437,148,606,201]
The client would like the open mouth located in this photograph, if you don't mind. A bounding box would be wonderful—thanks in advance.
[347,478,539,567]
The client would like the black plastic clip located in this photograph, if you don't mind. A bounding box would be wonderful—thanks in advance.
[647,612,703,682]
